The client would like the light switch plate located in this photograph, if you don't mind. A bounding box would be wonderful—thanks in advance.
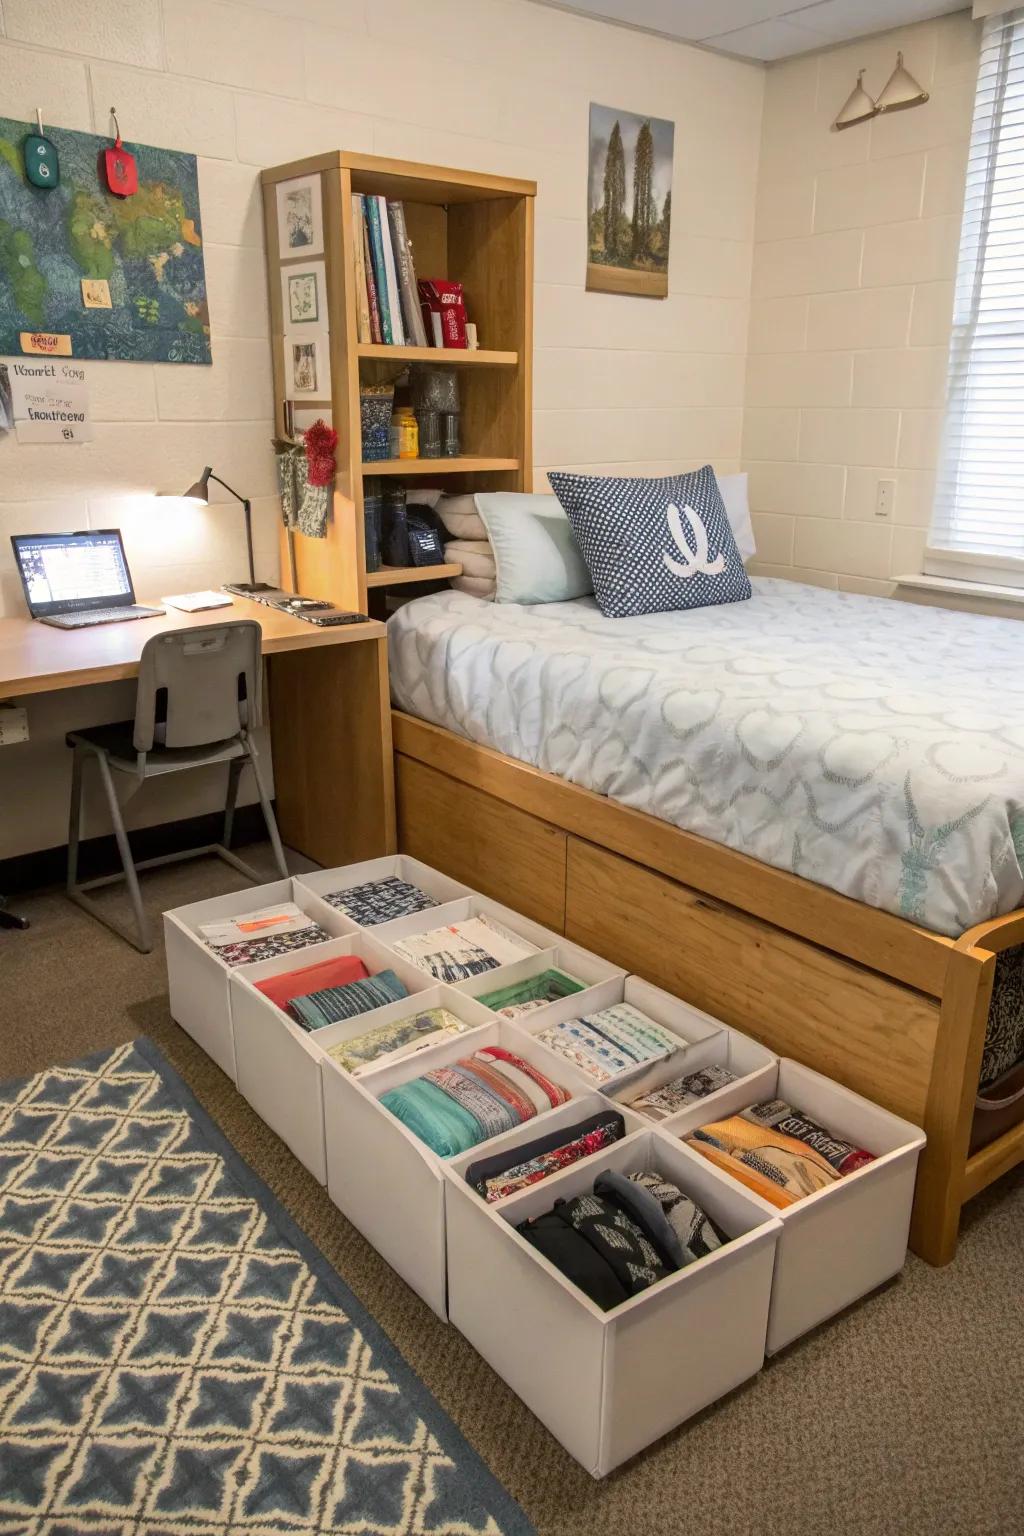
[0,706,29,745]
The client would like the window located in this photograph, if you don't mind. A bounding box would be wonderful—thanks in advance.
[926,7,1024,587]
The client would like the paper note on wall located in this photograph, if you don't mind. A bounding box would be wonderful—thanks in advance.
[5,357,92,443]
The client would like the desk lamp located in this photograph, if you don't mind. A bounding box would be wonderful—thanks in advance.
[181,466,275,597]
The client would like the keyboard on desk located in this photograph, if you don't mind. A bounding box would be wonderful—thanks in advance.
[41,605,165,630]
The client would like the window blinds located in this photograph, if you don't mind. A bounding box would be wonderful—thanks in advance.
[927,8,1024,581]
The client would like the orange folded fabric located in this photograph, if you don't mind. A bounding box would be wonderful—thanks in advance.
[255,955,369,1011]
[686,1113,840,1209]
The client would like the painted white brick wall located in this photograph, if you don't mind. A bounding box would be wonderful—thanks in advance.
[0,0,764,858]
[742,9,981,594]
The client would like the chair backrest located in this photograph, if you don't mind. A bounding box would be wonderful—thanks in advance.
[133,622,263,752]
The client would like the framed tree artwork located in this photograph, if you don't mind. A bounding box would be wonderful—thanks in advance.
[587,104,674,298]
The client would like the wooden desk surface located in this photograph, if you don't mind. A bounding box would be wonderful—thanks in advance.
[0,598,386,698]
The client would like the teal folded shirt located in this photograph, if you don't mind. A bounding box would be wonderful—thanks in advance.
[288,969,408,1032]
[379,1077,483,1157]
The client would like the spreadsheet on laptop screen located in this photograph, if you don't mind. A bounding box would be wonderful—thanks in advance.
[12,532,133,614]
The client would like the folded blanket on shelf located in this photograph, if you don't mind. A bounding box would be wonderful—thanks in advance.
[288,969,409,1033]
[393,914,538,982]
[626,1063,736,1122]
[323,876,439,926]
[328,1007,473,1074]
[536,1003,682,1084]
[255,955,369,1011]
[465,1110,626,1202]
[199,903,329,968]
[477,968,585,1020]
[379,1044,569,1157]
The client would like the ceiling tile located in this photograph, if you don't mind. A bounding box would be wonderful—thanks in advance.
[785,0,965,42]
[704,17,828,60]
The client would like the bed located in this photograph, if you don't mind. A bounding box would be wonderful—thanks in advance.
[388,579,1024,1265]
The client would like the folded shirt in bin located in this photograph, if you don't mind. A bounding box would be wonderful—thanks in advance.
[477,968,585,1020]
[517,1170,727,1313]
[627,1063,737,1122]
[465,1109,626,1202]
[393,915,539,982]
[288,970,409,1033]
[255,954,369,1011]
[328,1007,475,1075]
[323,876,439,926]
[199,903,330,967]
[379,1044,570,1156]
[685,1098,875,1209]
[536,1003,682,1084]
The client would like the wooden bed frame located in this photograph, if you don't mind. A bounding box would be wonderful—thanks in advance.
[392,710,1024,1267]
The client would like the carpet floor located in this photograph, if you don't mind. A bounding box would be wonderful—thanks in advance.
[2,851,1022,1536]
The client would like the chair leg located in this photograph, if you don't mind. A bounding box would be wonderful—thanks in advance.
[223,756,244,851]
[67,752,153,954]
[67,745,85,895]
[246,745,289,879]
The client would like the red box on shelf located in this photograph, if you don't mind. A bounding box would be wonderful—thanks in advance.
[418,279,468,349]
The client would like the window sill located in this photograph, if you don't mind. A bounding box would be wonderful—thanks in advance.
[894,573,1024,619]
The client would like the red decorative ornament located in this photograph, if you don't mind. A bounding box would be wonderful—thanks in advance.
[103,108,138,197]
[304,419,338,487]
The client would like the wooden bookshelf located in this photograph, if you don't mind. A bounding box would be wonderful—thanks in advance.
[261,150,536,613]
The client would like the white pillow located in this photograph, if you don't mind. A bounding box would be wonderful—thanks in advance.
[716,472,755,563]
[477,491,593,604]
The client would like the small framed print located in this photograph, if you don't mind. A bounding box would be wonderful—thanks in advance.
[276,174,324,259]
[281,260,326,327]
[283,331,330,399]
[292,405,332,433]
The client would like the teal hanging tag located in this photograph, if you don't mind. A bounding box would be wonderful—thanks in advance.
[24,109,59,190]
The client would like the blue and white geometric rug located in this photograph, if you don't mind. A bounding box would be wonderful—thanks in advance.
[0,1039,534,1535]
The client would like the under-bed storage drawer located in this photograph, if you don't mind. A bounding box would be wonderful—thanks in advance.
[564,838,939,1128]
[396,753,567,931]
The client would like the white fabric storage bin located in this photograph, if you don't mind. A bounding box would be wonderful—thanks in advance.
[321,1019,594,1320]
[162,880,348,1082]
[370,893,567,977]
[294,855,475,932]
[446,1130,782,1477]
[609,1003,777,1124]
[445,1091,647,1205]
[511,973,728,1096]
[662,1058,926,1353]
[229,935,436,1184]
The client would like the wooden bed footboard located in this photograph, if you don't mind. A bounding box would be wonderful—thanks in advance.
[392,710,1024,1266]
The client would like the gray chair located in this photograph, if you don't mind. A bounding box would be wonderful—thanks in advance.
[66,621,288,953]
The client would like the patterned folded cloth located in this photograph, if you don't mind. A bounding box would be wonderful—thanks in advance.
[323,876,439,926]
[287,970,409,1033]
[478,968,585,1020]
[255,955,369,1011]
[199,903,330,968]
[536,1003,682,1084]
[627,1063,736,1122]
[685,1095,874,1208]
[465,1110,626,1202]
[328,1007,473,1075]
[392,915,538,982]
[621,1172,724,1263]
[743,1099,875,1176]
[379,1044,569,1157]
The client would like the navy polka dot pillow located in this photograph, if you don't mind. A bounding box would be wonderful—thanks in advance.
[548,465,752,619]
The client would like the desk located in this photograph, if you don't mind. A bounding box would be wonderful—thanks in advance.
[0,598,396,869]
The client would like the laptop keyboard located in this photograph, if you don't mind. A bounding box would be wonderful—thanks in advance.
[43,605,164,629]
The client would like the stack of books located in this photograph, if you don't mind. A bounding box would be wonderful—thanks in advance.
[352,196,430,349]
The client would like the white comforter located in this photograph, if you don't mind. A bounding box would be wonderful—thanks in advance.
[388,581,1024,936]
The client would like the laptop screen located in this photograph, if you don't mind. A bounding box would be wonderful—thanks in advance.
[11,530,136,617]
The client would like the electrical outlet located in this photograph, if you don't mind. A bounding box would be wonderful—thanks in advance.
[876,479,895,519]
[0,706,29,745]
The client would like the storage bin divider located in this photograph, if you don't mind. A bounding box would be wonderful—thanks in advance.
[450,941,626,1012]
[228,930,435,1184]
[293,854,476,927]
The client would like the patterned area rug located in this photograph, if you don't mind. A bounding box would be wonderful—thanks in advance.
[0,1039,534,1536]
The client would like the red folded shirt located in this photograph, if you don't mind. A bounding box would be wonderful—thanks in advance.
[255,955,369,1011]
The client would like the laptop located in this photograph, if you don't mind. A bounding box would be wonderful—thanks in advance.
[11,530,164,629]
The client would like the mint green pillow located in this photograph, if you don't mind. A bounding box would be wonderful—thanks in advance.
[476,492,593,605]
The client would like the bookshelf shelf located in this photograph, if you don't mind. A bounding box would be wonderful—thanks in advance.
[362,457,520,476]
[366,562,464,588]
[262,150,535,612]
[357,344,518,367]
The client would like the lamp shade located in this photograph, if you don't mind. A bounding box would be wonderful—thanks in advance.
[181,466,212,504]
[876,52,929,113]
[832,69,877,131]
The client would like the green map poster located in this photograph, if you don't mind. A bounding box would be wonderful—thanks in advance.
[0,117,211,364]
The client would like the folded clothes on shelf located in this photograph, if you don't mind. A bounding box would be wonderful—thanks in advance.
[323,875,440,926]
[477,967,586,1020]
[379,1043,570,1157]
[465,1109,626,1202]
[535,1003,682,1084]
[199,903,330,968]
[392,914,539,982]
[626,1063,736,1122]
[685,1098,875,1209]
[288,969,409,1033]
[328,1006,474,1074]
[516,1169,727,1312]
[255,954,369,1011]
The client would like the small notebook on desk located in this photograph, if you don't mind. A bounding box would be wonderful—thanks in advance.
[162,591,234,613]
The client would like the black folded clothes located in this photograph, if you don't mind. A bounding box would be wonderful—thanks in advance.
[517,1170,728,1313]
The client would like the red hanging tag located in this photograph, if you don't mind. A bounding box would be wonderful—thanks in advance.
[103,108,137,197]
